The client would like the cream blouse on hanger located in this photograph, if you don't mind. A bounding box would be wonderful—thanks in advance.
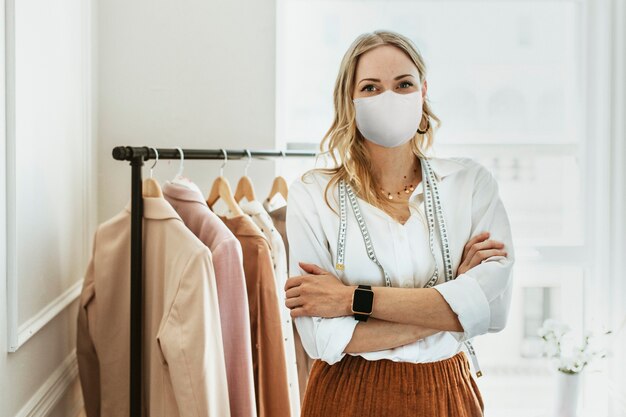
[285,156,515,365]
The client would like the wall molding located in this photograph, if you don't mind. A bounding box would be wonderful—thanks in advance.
[14,350,80,417]
[608,0,626,413]
[11,280,83,351]
[583,0,626,415]
[5,0,95,353]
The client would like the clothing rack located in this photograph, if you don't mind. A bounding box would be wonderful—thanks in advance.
[111,146,318,416]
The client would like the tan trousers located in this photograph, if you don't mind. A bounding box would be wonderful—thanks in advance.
[300,350,484,417]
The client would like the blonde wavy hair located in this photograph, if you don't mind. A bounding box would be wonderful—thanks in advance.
[303,30,440,216]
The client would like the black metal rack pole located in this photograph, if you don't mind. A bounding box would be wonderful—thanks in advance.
[112,145,317,416]
[112,146,319,161]
[129,155,143,417]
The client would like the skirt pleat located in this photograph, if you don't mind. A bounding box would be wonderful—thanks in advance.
[300,350,484,417]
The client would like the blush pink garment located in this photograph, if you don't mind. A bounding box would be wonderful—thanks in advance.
[163,182,257,417]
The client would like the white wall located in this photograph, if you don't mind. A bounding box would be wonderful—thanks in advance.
[0,0,96,416]
[98,0,281,223]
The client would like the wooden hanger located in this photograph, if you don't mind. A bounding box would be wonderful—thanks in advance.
[207,149,244,217]
[143,147,163,198]
[207,176,244,217]
[142,178,163,198]
[233,149,257,203]
[267,150,289,202]
[234,175,256,203]
[267,175,288,202]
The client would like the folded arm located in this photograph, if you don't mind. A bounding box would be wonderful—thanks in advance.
[368,165,516,342]
[343,318,443,353]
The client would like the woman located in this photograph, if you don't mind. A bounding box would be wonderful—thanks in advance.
[284,30,515,417]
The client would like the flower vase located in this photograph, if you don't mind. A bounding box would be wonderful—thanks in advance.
[552,371,581,417]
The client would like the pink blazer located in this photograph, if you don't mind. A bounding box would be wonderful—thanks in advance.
[163,182,257,417]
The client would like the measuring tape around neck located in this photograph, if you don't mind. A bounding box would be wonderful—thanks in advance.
[334,156,483,378]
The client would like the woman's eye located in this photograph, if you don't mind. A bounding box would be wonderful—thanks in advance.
[361,84,376,92]
[399,81,414,88]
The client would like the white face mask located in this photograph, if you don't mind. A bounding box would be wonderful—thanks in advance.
[353,90,423,148]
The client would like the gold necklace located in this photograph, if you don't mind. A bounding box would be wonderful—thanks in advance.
[379,168,419,200]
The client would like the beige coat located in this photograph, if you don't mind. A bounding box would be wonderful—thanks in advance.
[77,197,230,417]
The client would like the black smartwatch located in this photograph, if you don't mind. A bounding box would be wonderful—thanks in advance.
[351,285,374,322]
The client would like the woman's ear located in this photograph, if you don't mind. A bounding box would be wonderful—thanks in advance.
[422,79,428,98]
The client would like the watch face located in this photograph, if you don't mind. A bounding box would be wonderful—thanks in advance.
[352,288,374,314]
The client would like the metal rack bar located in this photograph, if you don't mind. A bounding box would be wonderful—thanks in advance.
[112,145,317,416]
[112,146,318,161]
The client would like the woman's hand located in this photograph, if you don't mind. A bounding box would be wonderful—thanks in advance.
[457,231,508,276]
[284,262,353,319]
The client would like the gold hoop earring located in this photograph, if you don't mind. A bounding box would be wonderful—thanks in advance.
[417,115,430,135]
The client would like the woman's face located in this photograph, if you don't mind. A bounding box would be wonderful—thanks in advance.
[352,44,427,100]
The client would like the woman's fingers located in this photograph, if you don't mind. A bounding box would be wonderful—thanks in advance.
[463,231,490,253]
[470,249,508,265]
[462,232,489,263]
[475,239,505,250]
[458,233,509,275]
[289,307,307,318]
[299,262,326,275]
[285,296,303,309]
[285,286,301,299]
[285,273,319,292]
[464,238,506,262]
[284,276,304,291]
[468,240,506,259]
[458,248,507,275]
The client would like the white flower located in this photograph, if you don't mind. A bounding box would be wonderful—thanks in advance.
[538,318,571,339]
[553,322,571,338]
[539,318,611,374]
[543,338,560,357]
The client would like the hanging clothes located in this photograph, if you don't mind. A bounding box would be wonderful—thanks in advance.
[239,198,300,417]
[263,196,314,404]
[163,182,257,417]
[76,196,230,417]
[218,213,292,417]
[262,194,288,259]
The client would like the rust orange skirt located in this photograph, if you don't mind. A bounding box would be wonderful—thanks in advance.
[300,350,484,417]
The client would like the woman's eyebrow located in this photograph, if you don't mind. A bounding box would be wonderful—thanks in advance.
[358,74,415,84]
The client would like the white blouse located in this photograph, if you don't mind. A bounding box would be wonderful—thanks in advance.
[285,156,515,365]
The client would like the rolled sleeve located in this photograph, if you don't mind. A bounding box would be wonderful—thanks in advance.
[286,177,359,365]
[434,164,516,343]
[294,315,359,365]
[434,274,491,342]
